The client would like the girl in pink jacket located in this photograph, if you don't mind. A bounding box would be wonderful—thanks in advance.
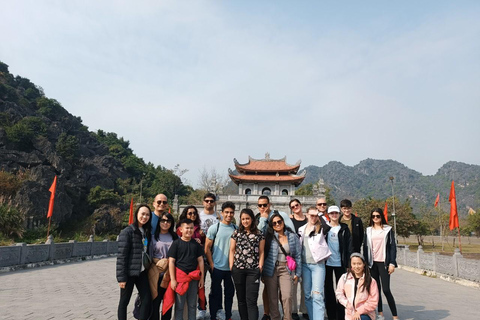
[335,253,379,320]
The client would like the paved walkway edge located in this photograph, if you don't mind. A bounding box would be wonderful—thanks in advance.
[0,254,116,273]
[398,264,480,289]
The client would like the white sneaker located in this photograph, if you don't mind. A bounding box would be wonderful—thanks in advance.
[197,310,206,320]
[216,309,226,320]
[376,315,385,320]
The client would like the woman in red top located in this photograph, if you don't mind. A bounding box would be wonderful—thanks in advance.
[176,206,205,245]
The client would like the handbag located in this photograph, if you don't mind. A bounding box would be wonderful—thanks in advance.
[274,235,296,271]
[142,236,152,270]
[143,250,152,269]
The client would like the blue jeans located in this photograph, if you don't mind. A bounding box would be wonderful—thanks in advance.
[209,268,234,320]
[302,262,325,320]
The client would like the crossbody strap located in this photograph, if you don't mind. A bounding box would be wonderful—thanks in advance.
[273,234,289,257]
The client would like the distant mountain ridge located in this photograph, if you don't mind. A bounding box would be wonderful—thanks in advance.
[302,159,480,215]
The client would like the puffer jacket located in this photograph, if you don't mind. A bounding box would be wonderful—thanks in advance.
[335,272,379,320]
[116,224,150,282]
[263,230,302,278]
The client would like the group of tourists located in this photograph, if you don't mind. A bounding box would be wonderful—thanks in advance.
[116,193,400,320]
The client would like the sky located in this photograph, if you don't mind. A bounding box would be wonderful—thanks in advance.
[1,0,479,187]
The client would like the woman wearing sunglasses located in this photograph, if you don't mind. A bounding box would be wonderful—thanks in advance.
[176,206,205,245]
[363,209,399,320]
[263,212,302,320]
[298,207,331,320]
[150,212,178,320]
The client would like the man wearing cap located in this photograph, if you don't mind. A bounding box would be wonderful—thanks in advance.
[325,206,352,320]
[339,199,364,253]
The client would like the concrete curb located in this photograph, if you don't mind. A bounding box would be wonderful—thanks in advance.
[398,264,480,289]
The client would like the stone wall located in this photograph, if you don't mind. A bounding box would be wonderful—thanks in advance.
[397,245,480,283]
[0,235,118,268]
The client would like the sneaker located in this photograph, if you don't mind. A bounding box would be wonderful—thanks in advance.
[292,314,300,320]
[376,316,385,320]
[302,314,309,320]
[197,310,206,320]
[216,309,226,320]
[261,314,271,320]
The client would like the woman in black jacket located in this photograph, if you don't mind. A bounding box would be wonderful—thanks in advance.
[324,206,352,320]
[363,208,399,320]
[117,204,153,320]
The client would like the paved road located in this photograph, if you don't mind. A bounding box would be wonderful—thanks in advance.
[0,257,479,320]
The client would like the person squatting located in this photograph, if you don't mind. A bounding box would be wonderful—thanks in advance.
[117,194,399,320]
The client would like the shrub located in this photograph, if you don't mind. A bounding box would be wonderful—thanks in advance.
[0,171,23,196]
[87,186,122,208]
[56,133,79,161]
[5,116,46,150]
[0,204,24,237]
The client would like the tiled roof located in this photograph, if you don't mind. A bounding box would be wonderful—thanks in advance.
[229,173,306,186]
[234,156,301,173]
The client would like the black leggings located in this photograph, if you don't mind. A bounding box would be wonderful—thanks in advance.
[118,271,152,320]
[370,262,397,316]
[325,265,345,320]
[151,284,173,320]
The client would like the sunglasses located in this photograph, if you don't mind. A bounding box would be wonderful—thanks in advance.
[290,204,299,209]
[160,219,171,223]
[372,214,381,219]
[258,203,269,208]
[316,203,327,206]
[156,201,168,205]
[187,211,197,215]
[272,220,283,226]
[204,200,215,203]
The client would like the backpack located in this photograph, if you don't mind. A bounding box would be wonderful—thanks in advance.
[210,222,238,254]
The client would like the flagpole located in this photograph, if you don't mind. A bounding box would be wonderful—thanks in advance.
[457,227,462,253]
[46,216,52,239]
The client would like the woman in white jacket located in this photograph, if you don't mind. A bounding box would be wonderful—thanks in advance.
[363,208,399,320]
[335,253,379,320]
[298,207,331,320]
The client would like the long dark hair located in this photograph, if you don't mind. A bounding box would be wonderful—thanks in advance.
[134,204,152,238]
[178,205,200,227]
[238,208,259,234]
[347,254,372,294]
[155,212,178,241]
[133,204,152,234]
[369,208,387,226]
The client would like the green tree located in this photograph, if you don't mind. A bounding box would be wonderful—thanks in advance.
[465,210,480,237]
[87,186,122,208]
[56,133,79,161]
[296,183,313,195]
[5,116,46,150]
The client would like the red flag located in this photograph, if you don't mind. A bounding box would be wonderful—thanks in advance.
[449,181,459,230]
[47,176,57,218]
[434,193,439,208]
[128,198,134,224]
[383,201,388,223]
